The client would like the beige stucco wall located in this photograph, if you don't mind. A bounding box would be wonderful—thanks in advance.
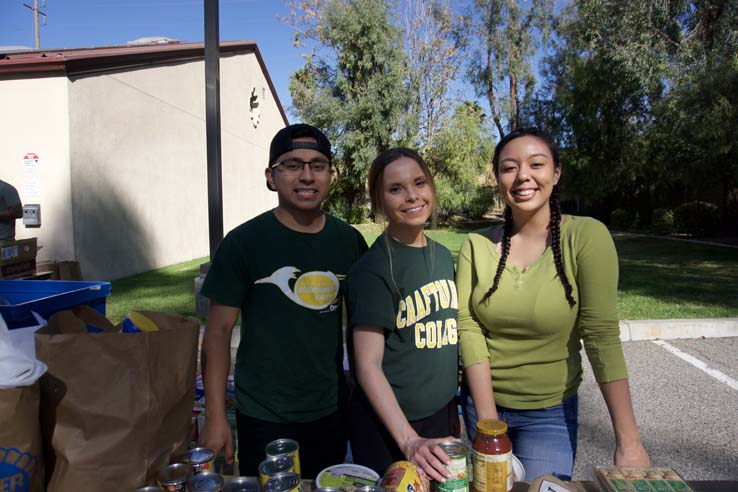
[0,75,76,262]
[68,51,283,280]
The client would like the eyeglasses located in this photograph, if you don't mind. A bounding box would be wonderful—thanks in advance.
[272,158,332,175]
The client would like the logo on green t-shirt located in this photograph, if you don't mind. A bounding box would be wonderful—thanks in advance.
[396,279,458,349]
[255,266,341,310]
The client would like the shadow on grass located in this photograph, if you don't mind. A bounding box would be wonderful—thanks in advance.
[615,235,738,313]
[106,257,207,324]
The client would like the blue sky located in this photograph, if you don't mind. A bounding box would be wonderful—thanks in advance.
[0,0,304,117]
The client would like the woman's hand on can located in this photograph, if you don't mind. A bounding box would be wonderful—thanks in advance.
[403,436,461,483]
[199,414,234,464]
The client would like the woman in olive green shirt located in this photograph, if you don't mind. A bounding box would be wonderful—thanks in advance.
[457,128,650,481]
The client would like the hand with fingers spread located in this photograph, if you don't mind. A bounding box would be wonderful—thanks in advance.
[402,436,461,483]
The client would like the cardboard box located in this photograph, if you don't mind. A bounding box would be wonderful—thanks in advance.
[0,238,38,266]
[0,259,36,279]
[35,260,82,280]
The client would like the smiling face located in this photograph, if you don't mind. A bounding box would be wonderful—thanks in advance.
[496,135,561,217]
[380,156,434,234]
[265,136,332,215]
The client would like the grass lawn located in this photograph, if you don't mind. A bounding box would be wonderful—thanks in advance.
[106,224,738,323]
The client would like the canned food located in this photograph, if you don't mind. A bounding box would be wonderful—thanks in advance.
[315,463,380,492]
[265,439,301,476]
[355,487,391,492]
[259,454,296,486]
[158,463,193,492]
[434,442,468,492]
[186,471,225,492]
[223,477,260,492]
[381,461,429,492]
[264,472,301,492]
[177,447,216,474]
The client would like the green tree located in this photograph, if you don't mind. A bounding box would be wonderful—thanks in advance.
[462,0,554,139]
[398,0,464,150]
[288,0,408,222]
[426,101,495,219]
[547,0,681,221]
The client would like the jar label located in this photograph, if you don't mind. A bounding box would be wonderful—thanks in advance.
[471,450,512,492]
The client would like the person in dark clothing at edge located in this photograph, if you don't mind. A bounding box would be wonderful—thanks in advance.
[198,124,368,478]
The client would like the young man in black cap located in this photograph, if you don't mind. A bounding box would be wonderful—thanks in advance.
[199,124,368,477]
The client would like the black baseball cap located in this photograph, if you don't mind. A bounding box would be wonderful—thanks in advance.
[269,123,332,166]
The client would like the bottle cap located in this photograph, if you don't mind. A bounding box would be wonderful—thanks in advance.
[477,419,508,436]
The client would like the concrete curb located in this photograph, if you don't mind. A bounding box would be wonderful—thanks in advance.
[620,318,738,341]
[202,319,738,346]
[615,231,738,249]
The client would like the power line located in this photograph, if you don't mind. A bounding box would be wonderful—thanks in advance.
[22,0,47,49]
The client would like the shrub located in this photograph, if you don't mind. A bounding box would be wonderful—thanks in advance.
[346,204,368,225]
[652,208,675,234]
[610,208,638,230]
[673,201,720,237]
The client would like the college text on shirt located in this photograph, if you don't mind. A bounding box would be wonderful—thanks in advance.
[396,279,458,349]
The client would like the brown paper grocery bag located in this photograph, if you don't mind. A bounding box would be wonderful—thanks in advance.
[35,309,199,492]
[0,382,45,492]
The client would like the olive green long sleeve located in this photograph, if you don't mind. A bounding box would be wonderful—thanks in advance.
[456,216,628,409]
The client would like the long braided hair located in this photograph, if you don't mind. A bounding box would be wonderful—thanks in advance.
[480,128,576,308]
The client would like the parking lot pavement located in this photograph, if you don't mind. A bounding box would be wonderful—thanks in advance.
[573,338,738,481]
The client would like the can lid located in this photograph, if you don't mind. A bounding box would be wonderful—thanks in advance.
[186,471,225,492]
[476,419,508,436]
[438,441,467,457]
[265,438,298,455]
[178,447,215,465]
[264,471,301,492]
[223,477,260,492]
[157,463,193,485]
[259,454,295,475]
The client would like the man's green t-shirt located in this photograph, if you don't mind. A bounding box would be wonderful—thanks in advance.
[348,235,459,421]
[201,211,368,423]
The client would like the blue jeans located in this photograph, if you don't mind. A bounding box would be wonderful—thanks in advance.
[461,387,578,481]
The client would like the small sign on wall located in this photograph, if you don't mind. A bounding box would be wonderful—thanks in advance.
[22,153,41,198]
[23,153,39,170]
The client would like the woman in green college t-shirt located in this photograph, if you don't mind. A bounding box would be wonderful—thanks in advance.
[456,128,651,481]
[347,148,461,481]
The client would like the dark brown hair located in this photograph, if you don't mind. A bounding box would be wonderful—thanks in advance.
[481,128,576,307]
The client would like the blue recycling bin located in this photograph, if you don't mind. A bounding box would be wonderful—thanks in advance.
[0,280,112,329]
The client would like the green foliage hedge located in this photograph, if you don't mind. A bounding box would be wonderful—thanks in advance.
[674,201,720,237]
[652,208,675,234]
[610,208,639,230]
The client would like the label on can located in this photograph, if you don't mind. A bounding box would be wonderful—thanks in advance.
[472,449,512,492]
[436,443,468,492]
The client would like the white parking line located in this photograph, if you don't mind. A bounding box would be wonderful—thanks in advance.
[653,340,738,392]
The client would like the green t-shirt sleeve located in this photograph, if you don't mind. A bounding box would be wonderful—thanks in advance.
[348,269,396,331]
[200,232,249,308]
[456,233,490,368]
[575,219,628,383]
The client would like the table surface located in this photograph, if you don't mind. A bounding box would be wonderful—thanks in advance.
[510,481,738,492]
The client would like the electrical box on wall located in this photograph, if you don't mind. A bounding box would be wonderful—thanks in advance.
[23,204,41,227]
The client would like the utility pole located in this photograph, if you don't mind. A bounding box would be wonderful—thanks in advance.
[204,0,223,260]
[23,0,47,49]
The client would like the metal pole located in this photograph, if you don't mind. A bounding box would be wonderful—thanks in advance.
[34,0,40,49]
[204,0,224,260]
